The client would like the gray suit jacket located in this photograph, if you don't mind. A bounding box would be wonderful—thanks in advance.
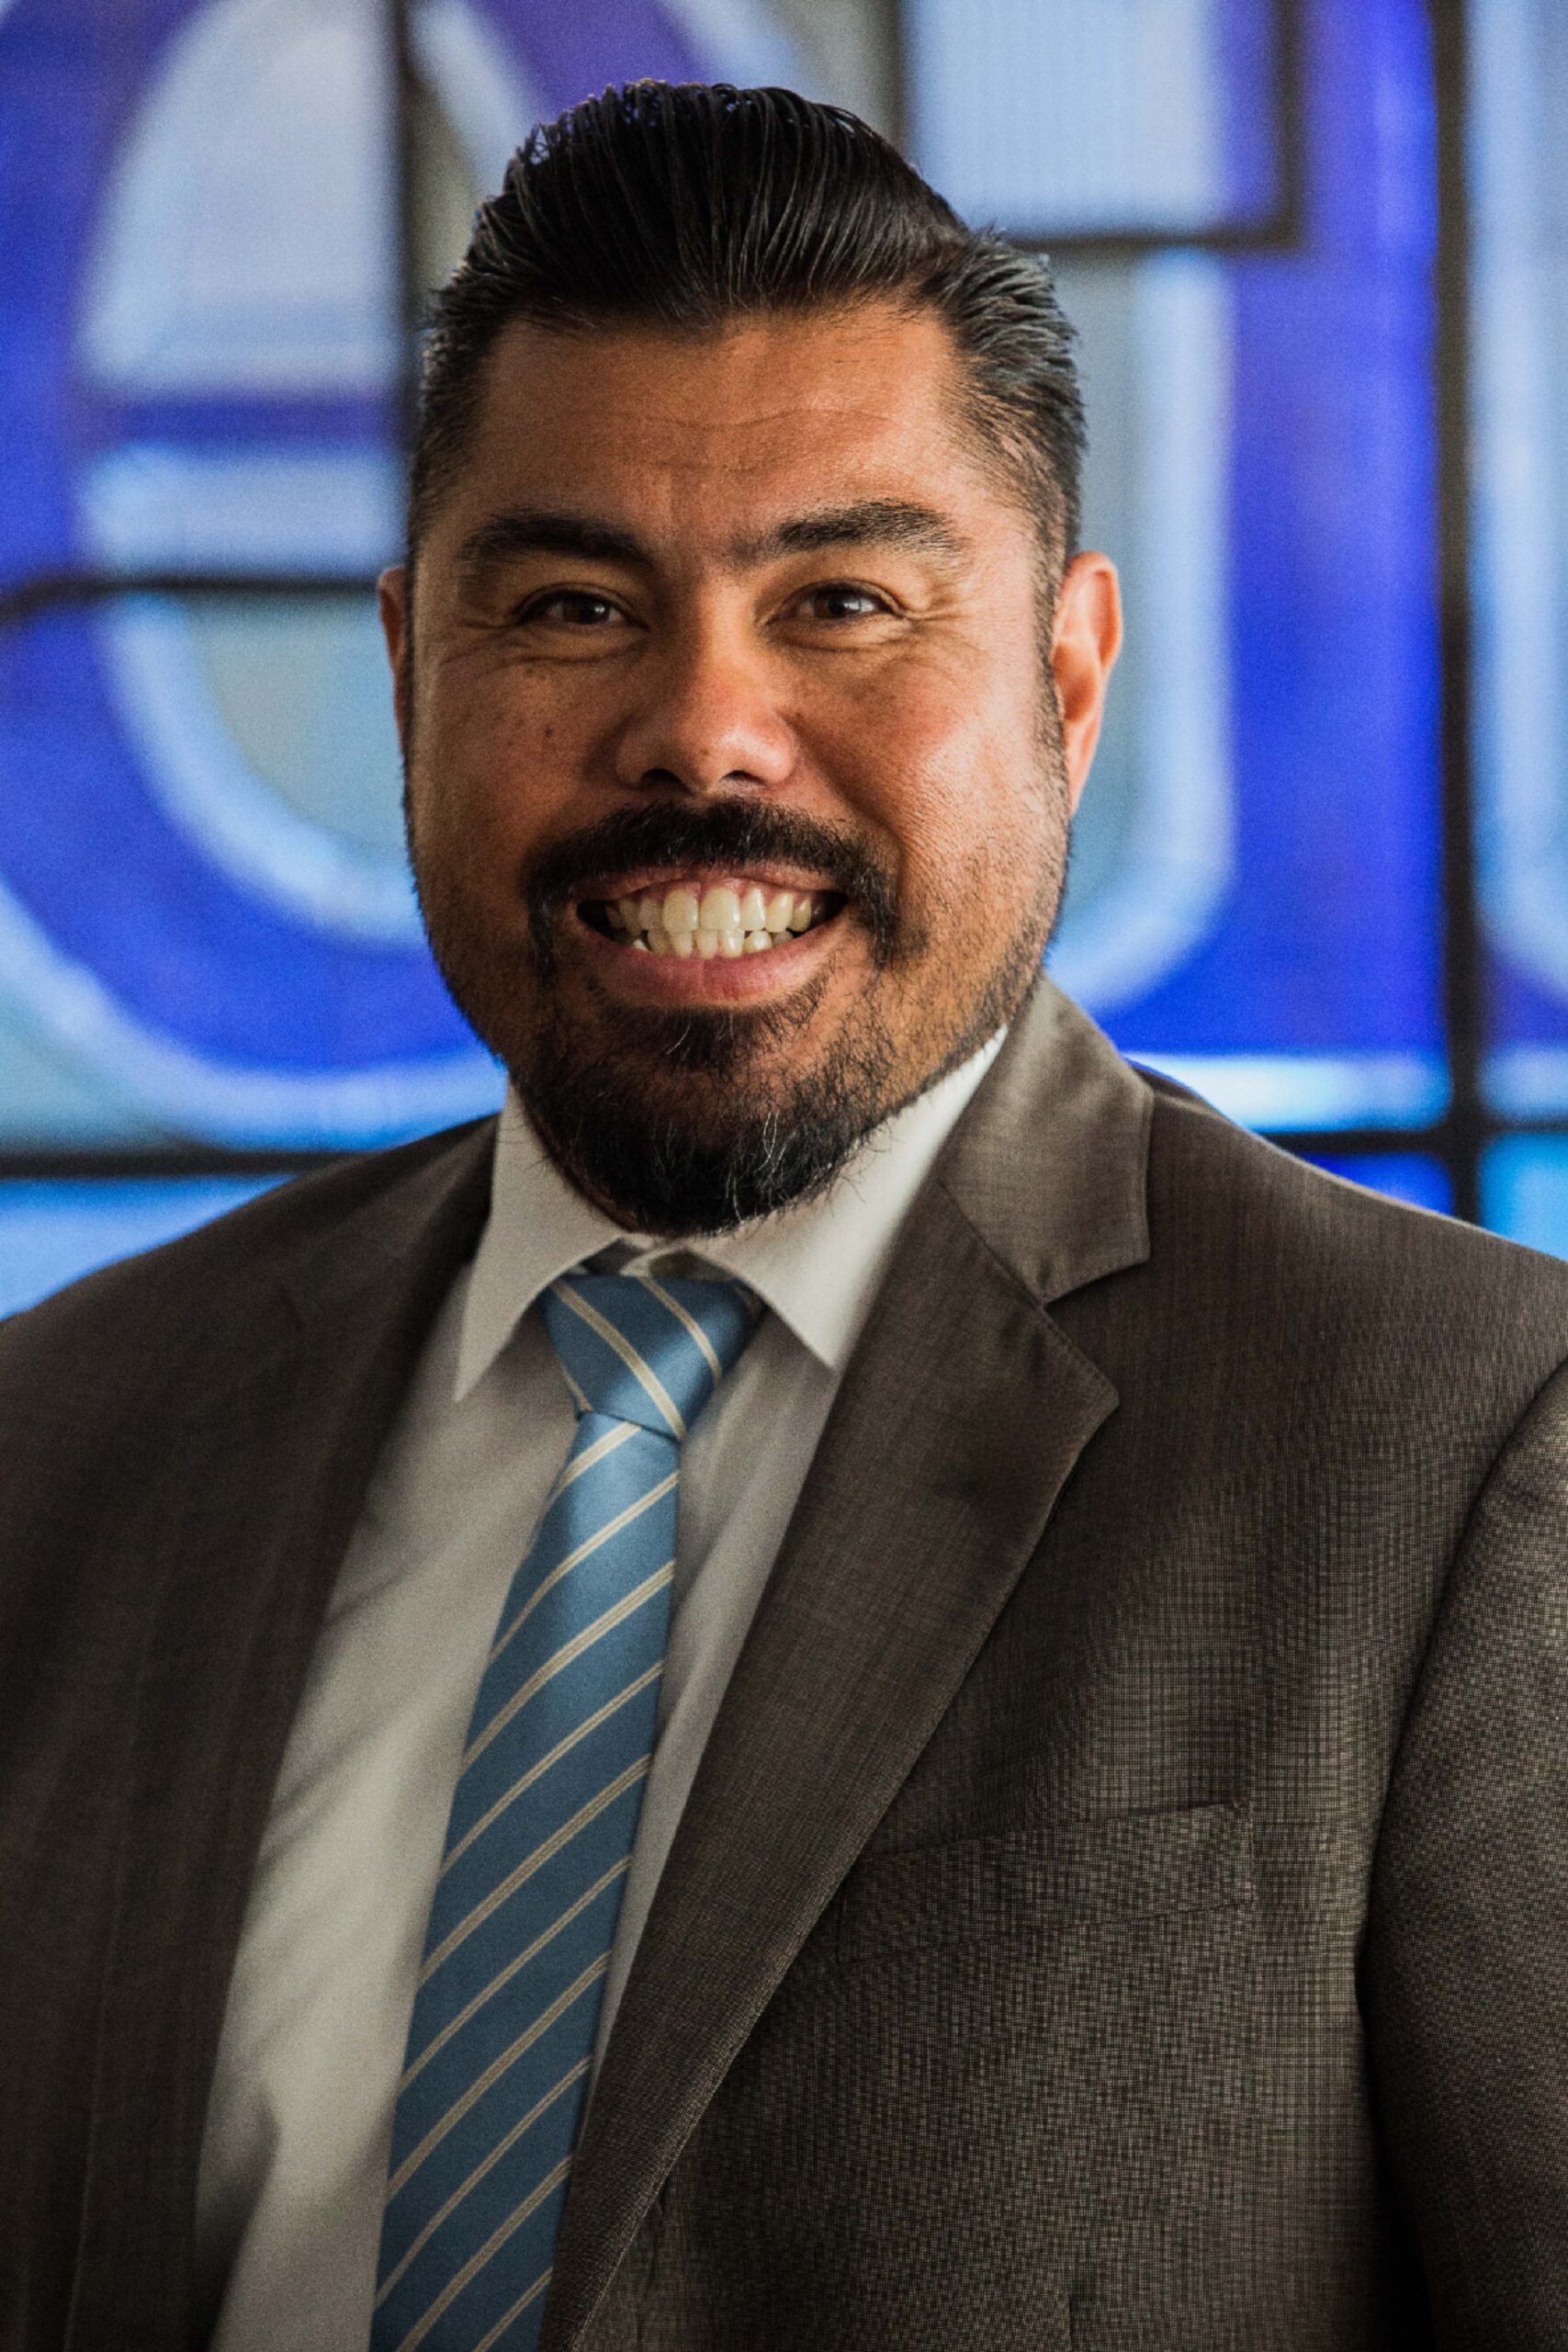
[3,981,1568,2350]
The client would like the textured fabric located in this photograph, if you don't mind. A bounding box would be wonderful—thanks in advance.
[373,1276,754,2352]
[3,986,1568,2349]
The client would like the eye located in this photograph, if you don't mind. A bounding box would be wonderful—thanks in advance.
[515,589,629,629]
[788,582,894,624]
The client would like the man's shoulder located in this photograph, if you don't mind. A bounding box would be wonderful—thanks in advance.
[947,987,1568,1396]
[0,1116,497,1412]
[1135,1064,1568,1372]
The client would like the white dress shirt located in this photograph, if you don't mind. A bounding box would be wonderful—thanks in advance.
[196,1034,1004,2350]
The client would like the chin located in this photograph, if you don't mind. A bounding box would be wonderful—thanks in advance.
[513,1000,900,1235]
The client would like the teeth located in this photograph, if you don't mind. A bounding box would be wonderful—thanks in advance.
[605,881,831,956]
[698,886,741,933]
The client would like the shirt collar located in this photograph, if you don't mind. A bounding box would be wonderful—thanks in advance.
[454,1031,1007,1400]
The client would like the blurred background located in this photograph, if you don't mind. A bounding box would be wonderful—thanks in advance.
[0,0,1562,1309]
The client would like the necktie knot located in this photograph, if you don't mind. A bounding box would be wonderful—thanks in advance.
[541,1271,757,1440]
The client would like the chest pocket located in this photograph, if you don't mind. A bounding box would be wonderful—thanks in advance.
[820,1800,1257,1970]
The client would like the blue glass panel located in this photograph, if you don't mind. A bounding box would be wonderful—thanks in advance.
[1125,1055,1446,1133]
[907,0,1280,238]
[0,1176,280,1317]
[1470,1,1568,1115]
[1303,1152,1454,1214]
[1481,1136,1568,1259]
[1043,0,1444,1132]
[0,0,404,587]
[0,0,796,1154]
[0,598,502,1148]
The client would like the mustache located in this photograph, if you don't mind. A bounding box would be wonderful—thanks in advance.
[525,799,900,968]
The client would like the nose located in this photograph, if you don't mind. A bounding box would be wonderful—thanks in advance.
[610,616,796,797]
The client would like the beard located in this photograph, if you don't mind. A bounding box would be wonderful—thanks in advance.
[412,775,1067,1238]
[520,970,901,1236]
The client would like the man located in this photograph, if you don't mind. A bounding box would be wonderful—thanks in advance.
[2,78,1567,2352]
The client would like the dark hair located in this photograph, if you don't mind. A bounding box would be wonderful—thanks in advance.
[409,82,1085,570]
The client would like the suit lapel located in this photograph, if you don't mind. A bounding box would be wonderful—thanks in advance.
[65,1125,494,2347]
[545,984,1153,2348]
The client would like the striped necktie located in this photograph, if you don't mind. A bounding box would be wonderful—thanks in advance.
[371,1270,757,2352]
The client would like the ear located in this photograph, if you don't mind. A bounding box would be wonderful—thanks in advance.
[1049,551,1122,812]
[378,564,412,756]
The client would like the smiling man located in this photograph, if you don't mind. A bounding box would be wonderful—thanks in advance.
[390,274,1112,1244]
[4,80,1568,2352]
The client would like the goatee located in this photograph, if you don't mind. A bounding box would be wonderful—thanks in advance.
[519,980,901,1235]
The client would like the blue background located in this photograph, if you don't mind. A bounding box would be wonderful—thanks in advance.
[1,0,1565,1310]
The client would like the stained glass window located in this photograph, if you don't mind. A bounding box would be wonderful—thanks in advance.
[1,0,1565,1297]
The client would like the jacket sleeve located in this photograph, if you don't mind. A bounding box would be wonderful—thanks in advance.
[1363,1351,1568,2342]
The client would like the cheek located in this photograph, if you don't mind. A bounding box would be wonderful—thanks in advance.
[825,656,1053,882]
[414,679,581,869]
[863,745,1057,927]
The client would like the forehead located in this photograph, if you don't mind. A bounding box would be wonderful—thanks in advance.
[434,300,1013,558]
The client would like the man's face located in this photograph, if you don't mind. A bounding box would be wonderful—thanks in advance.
[381,300,1121,1232]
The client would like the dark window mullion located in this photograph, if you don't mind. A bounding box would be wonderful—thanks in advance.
[1431,0,1485,1224]
[0,573,384,628]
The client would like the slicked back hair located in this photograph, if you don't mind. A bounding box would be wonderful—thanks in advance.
[408,81,1085,574]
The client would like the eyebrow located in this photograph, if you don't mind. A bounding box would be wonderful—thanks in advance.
[454,508,649,582]
[737,500,971,567]
[453,497,971,585]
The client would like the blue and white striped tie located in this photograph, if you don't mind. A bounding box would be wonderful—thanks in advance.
[371,1270,758,2352]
